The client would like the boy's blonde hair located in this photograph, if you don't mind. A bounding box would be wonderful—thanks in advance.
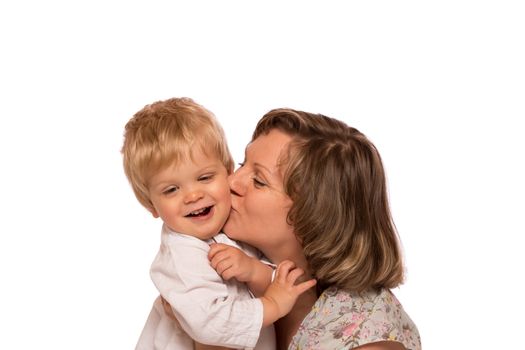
[253,108,404,292]
[122,97,233,211]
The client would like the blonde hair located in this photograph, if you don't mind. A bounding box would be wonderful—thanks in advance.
[253,108,404,292]
[121,97,233,211]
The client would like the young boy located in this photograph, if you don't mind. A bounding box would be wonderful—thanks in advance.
[121,98,315,350]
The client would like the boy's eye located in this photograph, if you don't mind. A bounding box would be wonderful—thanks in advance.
[199,174,214,182]
[163,186,178,195]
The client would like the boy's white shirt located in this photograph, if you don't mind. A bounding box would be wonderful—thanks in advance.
[135,224,276,350]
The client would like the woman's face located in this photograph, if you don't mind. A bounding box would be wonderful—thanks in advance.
[223,129,296,255]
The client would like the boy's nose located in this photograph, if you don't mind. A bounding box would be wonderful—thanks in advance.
[183,189,204,204]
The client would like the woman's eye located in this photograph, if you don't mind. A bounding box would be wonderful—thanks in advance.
[252,177,266,188]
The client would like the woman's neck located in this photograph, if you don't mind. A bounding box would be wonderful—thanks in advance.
[264,240,310,275]
[274,286,317,349]
[263,240,317,349]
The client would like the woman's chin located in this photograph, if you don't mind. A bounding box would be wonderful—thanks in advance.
[222,220,238,238]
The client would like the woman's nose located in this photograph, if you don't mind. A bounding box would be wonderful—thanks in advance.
[228,171,245,197]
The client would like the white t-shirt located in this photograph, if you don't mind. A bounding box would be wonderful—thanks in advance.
[136,224,276,350]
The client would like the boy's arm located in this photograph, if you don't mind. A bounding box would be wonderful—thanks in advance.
[194,343,232,350]
[153,237,265,348]
[247,258,273,297]
[156,236,314,347]
[208,247,316,326]
[208,243,273,296]
[158,298,234,350]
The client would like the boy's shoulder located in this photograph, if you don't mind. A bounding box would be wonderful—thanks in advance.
[212,233,263,260]
[209,232,241,247]
[161,226,210,253]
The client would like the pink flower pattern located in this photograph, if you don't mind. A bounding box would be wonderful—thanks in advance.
[289,287,421,350]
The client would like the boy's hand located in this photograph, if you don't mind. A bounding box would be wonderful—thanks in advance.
[208,243,256,282]
[260,260,317,326]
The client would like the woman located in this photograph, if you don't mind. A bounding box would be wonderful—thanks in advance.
[222,108,421,350]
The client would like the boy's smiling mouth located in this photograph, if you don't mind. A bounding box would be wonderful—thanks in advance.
[185,206,213,217]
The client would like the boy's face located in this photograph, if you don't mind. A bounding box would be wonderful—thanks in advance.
[147,149,231,240]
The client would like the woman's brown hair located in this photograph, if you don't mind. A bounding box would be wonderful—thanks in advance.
[253,108,404,292]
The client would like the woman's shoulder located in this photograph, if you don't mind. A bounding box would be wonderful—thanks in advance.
[288,287,421,350]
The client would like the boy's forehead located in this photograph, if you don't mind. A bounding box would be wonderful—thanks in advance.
[148,154,225,186]
[144,136,229,182]
[187,144,222,163]
[163,147,222,170]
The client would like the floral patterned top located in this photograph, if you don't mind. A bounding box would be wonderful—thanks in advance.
[289,287,421,350]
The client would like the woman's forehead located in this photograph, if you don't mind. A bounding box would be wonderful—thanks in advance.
[246,130,292,169]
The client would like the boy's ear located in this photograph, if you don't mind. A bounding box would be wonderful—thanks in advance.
[148,207,159,218]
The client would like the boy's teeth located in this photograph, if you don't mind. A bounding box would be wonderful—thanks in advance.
[191,208,206,215]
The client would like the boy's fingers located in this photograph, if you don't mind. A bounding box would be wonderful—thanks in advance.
[210,253,226,269]
[215,258,232,274]
[221,269,234,280]
[207,243,228,259]
[295,279,317,294]
[286,267,305,283]
[276,260,295,278]
[275,260,307,284]
[207,244,219,259]
[208,246,230,265]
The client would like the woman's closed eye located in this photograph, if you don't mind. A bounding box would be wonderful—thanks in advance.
[237,161,267,187]
[252,176,267,188]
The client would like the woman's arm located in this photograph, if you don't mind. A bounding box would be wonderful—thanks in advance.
[355,341,406,350]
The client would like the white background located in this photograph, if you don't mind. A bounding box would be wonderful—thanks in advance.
[1,1,524,349]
